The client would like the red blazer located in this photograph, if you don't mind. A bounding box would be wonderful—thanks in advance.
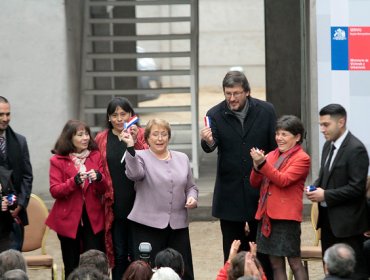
[250,146,310,222]
[216,260,267,280]
[45,150,107,239]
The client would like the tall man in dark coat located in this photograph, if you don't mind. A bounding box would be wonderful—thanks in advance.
[0,96,33,252]
[200,71,276,278]
[306,104,369,280]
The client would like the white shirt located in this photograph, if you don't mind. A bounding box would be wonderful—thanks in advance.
[321,129,348,207]
[328,129,349,169]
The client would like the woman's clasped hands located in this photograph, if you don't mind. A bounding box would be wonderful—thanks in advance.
[75,169,101,185]
[250,147,266,169]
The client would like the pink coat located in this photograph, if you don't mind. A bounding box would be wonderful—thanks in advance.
[45,150,107,239]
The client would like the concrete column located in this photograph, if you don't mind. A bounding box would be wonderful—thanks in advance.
[264,0,304,118]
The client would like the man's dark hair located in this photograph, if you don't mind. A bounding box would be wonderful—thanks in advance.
[79,249,109,276]
[222,71,251,93]
[0,96,9,103]
[154,248,184,277]
[276,115,305,144]
[323,243,355,278]
[319,103,347,120]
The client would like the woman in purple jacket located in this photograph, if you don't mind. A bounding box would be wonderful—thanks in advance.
[120,118,198,280]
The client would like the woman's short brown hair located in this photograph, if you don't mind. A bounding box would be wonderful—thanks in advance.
[144,118,171,143]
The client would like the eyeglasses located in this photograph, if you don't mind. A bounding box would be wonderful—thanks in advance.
[224,91,245,98]
[150,132,169,139]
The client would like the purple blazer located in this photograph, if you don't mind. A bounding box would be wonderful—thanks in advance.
[125,149,198,229]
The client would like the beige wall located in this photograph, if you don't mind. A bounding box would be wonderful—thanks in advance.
[199,0,266,89]
[0,0,80,195]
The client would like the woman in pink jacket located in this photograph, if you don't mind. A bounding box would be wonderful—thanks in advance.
[250,115,310,280]
[46,120,107,278]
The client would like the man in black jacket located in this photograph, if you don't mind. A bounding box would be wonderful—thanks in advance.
[200,71,276,278]
[306,104,369,280]
[0,96,33,252]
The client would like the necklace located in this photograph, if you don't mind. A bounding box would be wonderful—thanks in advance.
[149,149,171,160]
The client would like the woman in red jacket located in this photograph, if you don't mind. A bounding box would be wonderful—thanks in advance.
[46,120,107,278]
[95,97,148,280]
[250,115,310,280]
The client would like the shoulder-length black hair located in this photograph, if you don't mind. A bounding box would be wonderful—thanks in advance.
[105,97,136,129]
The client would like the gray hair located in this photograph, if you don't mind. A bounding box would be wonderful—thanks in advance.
[2,269,29,280]
[151,267,181,280]
[0,249,27,277]
[79,249,109,276]
[323,243,355,277]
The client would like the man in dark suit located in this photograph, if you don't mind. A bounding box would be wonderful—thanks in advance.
[200,71,276,278]
[0,96,33,252]
[306,103,369,280]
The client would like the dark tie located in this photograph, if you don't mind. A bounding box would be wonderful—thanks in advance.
[0,136,6,159]
[321,144,336,188]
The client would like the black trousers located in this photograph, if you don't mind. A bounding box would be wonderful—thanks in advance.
[220,219,273,280]
[10,221,24,251]
[131,221,194,280]
[111,218,132,280]
[320,206,368,280]
[0,235,12,253]
[58,208,105,279]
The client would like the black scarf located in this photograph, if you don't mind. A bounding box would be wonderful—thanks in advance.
[2,126,23,192]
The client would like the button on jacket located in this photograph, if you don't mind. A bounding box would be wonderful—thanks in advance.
[201,98,277,221]
[125,149,198,229]
[250,146,310,222]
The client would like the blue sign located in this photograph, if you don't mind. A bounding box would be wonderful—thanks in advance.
[331,26,349,70]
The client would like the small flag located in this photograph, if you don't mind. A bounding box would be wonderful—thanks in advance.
[204,116,211,128]
[124,115,139,130]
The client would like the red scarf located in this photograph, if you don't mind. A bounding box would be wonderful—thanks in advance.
[257,144,301,237]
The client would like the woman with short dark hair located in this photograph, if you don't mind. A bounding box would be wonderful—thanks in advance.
[250,115,310,280]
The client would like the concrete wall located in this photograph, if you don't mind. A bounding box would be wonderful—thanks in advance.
[0,0,81,195]
[199,0,266,89]
[0,0,265,196]
[135,0,266,89]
